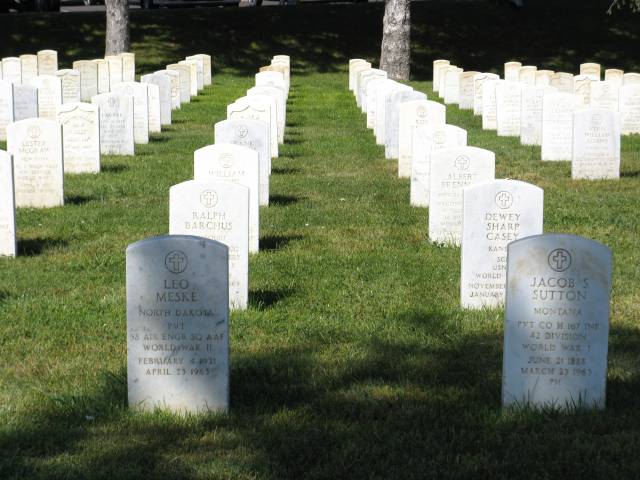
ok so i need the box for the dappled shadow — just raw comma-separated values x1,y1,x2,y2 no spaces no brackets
17,237,68,256
271,166,302,175
258,234,303,251
621,170,640,178
64,194,95,205
268,194,302,207
100,163,129,174
248,288,295,311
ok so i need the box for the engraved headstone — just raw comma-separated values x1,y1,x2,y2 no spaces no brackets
37,50,58,76
126,235,229,413
376,81,410,145
112,82,149,144
458,71,480,110
119,52,135,82
443,67,463,105
6,118,64,208
541,92,579,161
73,60,99,102
12,84,38,121
504,61,522,82
580,63,601,81
185,55,205,91
589,81,619,112
247,86,285,143
145,83,161,134
19,54,38,84
141,72,172,126
619,84,640,135
56,69,81,104
193,53,212,86
157,69,180,110
358,68,386,110
194,144,260,253
496,81,522,137
366,78,390,130
473,73,499,116
433,59,450,93
167,64,191,104
92,59,110,94
58,102,100,174
178,60,198,97
623,73,640,85
398,99,446,178
461,179,543,309
28,75,62,121
518,66,537,85
482,79,502,130
535,70,554,87
227,96,277,158
429,146,495,246
573,75,592,107
0,79,13,141
255,71,287,98
169,181,249,310
604,69,624,88
550,72,574,93
91,92,135,156
214,119,270,205
2,57,21,84
349,60,369,92
0,150,16,257
572,108,620,180
502,234,611,409
410,124,467,207
520,85,556,146
105,55,123,87
385,89,426,160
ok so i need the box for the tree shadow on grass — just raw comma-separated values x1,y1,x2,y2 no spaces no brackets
248,288,296,310
268,194,303,207
101,163,129,174
259,234,303,251
64,194,95,206
17,237,68,256
271,166,302,175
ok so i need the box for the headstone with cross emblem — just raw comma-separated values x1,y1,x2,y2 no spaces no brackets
126,234,229,413
58,102,101,174
0,150,16,257
91,93,135,156
473,73,500,116
227,96,278,159
410,124,467,207
572,108,620,180
0,79,14,141
482,79,503,131
502,233,612,409
496,81,523,137
6,118,64,208
520,85,556,146
27,75,62,121
214,119,270,206
169,180,249,310
461,179,543,309
619,84,640,135
398,99,446,178
573,75,593,108
385,89,426,160
429,146,495,246
112,82,150,144
541,92,580,161
194,143,260,253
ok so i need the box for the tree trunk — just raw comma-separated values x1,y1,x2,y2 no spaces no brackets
379,0,411,81
105,0,130,56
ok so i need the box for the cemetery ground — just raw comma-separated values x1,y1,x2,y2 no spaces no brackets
1,1,640,478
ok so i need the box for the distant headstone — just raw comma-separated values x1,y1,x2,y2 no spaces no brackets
572,108,620,180
2,57,21,84
580,62,601,81
37,50,58,76
227,96,277,159
167,64,191,104
112,82,150,144
376,82,410,145
56,69,81,104
73,60,99,102
194,143,260,253
482,79,502,130
214,119,270,205
398,99,446,178
185,55,205,91
0,79,14,141
496,81,522,137
178,60,198,97
28,75,62,121
105,55,123,87
385,89,426,160
91,92,135,156
6,118,64,208
247,86,285,143
443,67,463,105
119,52,136,82
461,179,543,309
0,150,16,257
126,235,229,413
19,54,38,84
145,83,161,134
350,61,371,96
473,73,499,116
429,146,495,246
550,72,574,93
194,53,212,85
623,72,640,85
12,83,38,121
520,85,556,146
349,60,369,92
358,68,386,110
541,92,579,161
92,59,110,94
535,70,554,87
58,102,100,174
458,71,479,110
366,78,390,130
256,71,287,98
502,234,611,410
410,124,467,207
157,69,181,110
589,81,619,112
604,69,624,88
141,73,172,126
573,75,592,107
504,61,522,82
169,180,249,310
518,65,537,85
432,59,450,93
619,84,640,135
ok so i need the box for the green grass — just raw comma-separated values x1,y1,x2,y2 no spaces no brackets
1,1,640,478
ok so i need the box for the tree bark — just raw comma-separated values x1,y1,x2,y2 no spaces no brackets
105,0,130,56
379,0,411,81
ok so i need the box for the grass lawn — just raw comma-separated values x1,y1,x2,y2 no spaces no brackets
1,1,640,478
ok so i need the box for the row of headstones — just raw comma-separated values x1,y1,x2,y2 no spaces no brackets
434,59,640,180
0,52,214,257
126,55,291,413
348,58,613,411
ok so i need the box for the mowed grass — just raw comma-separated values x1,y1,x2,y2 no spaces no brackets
1,1,640,478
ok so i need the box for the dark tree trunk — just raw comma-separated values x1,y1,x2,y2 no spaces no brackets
379,0,411,81
105,0,130,56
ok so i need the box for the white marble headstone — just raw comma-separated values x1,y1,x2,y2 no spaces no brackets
167,64,191,104
496,81,522,137
227,96,277,158
12,84,38,121
178,60,198,97
520,85,556,146
247,86,285,143
91,92,135,156
92,59,110,94
28,75,62,121
385,89,426,160
580,63,601,81
20,54,38,84
589,81,619,112
73,60,99,102
145,83,161,134
518,66,537,85
572,108,620,180
604,69,624,88
112,82,149,144
458,71,479,110
0,79,13,141
443,67,463,105
157,70,181,110
2,57,21,84
504,61,522,82
141,72,172,126
37,50,57,76
58,102,101,174
541,92,579,161
0,150,16,257
105,55,123,88
56,69,82,104
432,59,450,93
619,84,640,135
119,52,136,82
482,79,502,130
473,73,500,116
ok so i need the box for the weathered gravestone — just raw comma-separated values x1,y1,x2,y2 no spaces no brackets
56,69,81,104
429,146,495,246
28,75,62,121
2,57,21,84
473,73,499,116
502,234,611,409
619,84,640,135
398,100,446,178
119,52,136,82
0,150,16,257
141,72,172,126
590,81,619,112
73,60,98,102
194,143,260,253
19,54,38,84
573,75,592,108
504,61,522,82
410,124,467,207
126,235,229,413
520,85,556,146
58,102,100,174
167,64,191,104
432,59,450,93
482,79,502,130
247,86,285,143
580,62,601,81
169,181,249,310
13,84,38,121
461,179,543,309
91,92,135,156
385,89,426,160
604,69,624,88
458,71,480,110
92,59,110,94
496,81,522,137
0,79,13,141
541,92,579,161
112,82,149,144
37,50,57,76
214,119,270,205
228,96,277,158
105,55,123,87
358,68,386,111
6,118,64,208
518,66,537,85
550,72,574,93
572,108,620,180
